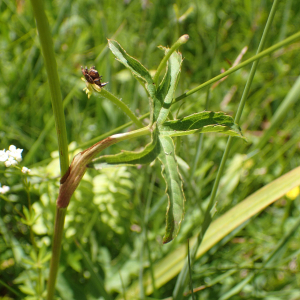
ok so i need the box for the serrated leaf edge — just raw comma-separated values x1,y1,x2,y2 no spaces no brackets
158,136,185,243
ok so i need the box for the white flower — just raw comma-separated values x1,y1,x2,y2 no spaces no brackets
8,145,17,151
0,185,10,194
4,156,18,167
1,145,23,167
7,145,23,162
22,166,31,174
0,150,8,162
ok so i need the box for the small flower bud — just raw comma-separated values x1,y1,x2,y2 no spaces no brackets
22,166,31,174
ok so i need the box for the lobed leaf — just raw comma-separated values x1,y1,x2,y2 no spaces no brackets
108,40,155,122
159,111,245,138
89,128,159,168
158,136,185,244
155,48,183,124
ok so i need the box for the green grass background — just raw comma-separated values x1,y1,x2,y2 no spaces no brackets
1,0,300,299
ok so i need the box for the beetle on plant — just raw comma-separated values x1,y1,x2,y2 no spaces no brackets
81,66,108,88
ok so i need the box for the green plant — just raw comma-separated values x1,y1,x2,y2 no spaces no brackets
25,0,244,297
2,0,300,299
47,33,245,298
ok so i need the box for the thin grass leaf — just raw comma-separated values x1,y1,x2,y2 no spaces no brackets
75,240,112,300
255,75,300,150
220,214,300,300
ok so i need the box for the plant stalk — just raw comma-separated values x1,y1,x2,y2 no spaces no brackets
29,0,69,299
46,208,66,300
100,88,144,128
174,30,300,103
29,0,69,174
173,0,280,298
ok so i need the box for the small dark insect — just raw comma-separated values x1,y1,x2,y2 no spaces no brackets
81,66,108,88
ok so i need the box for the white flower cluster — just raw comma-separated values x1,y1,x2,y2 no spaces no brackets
0,145,23,167
0,145,31,195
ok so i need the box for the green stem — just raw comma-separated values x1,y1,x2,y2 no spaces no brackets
46,208,67,300
100,88,144,128
153,34,189,84
80,112,150,149
174,30,300,103
29,1,70,299
173,0,280,298
29,0,69,175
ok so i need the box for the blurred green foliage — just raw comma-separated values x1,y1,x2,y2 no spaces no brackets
1,0,300,299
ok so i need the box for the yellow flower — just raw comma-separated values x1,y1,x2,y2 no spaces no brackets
81,77,102,99
286,186,300,200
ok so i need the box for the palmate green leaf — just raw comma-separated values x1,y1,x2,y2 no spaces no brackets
159,111,245,138
155,48,182,124
89,128,159,169
105,41,244,246
158,136,185,244
108,39,155,123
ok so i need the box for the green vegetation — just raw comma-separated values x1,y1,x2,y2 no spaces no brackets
1,1,300,300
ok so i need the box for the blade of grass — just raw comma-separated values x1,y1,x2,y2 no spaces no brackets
0,279,23,298
220,213,300,300
187,240,195,300
23,86,77,165
75,239,112,300
253,75,300,151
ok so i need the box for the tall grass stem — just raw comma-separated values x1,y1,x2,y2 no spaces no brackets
174,30,300,103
